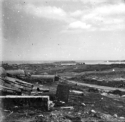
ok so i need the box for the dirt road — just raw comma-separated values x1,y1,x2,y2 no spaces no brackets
62,78,125,92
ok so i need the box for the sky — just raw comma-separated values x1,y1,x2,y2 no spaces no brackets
1,0,125,61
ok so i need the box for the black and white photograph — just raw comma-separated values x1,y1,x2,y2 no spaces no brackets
0,0,125,121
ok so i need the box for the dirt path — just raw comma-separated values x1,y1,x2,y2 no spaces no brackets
63,78,125,92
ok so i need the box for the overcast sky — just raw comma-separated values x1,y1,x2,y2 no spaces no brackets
1,0,125,61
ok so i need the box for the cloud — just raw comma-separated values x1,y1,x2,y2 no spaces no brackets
23,4,68,21
79,3,125,31
66,1,125,32
80,0,125,5
80,0,107,5
69,21,91,29
95,3,125,15
15,0,125,32
70,10,83,17
15,3,76,23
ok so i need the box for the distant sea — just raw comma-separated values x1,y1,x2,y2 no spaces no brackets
77,60,125,65
1,60,125,65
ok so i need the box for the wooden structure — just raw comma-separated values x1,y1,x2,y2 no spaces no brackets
0,76,33,95
6,69,25,77
0,95,51,111
0,85,21,95
56,84,71,103
31,75,59,83
4,76,33,91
